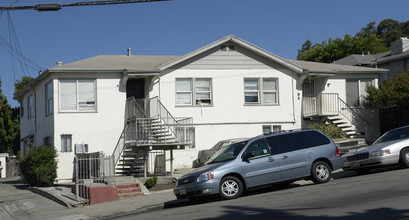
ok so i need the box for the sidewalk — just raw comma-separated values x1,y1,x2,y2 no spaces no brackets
0,169,347,220
0,169,193,220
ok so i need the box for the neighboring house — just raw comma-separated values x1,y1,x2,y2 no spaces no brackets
336,37,409,80
0,153,8,178
14,35,388,181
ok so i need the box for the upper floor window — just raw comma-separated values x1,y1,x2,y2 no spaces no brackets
244,78,278,105
28,94,34,119
19,100,24,118
176,78,212,106
60,79,96,112
45,81,53,115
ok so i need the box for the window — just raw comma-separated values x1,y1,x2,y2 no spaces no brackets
244,78,278,104
28,94,34,119
176,78,212,106
45,81,53,115
43,136,54,147
60,79,96,111
346,79,373,106
61,134,72,153
266,131,330,155
243,139,271,159
19,100,24,118
262,125,271,134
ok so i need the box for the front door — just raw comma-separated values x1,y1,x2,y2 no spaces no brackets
126,78,145,108
302,79,316,97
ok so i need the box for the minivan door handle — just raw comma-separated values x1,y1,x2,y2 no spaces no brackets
281,155,288,160
268,157,274,162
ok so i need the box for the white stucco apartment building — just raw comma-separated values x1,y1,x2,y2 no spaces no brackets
15,35,387,181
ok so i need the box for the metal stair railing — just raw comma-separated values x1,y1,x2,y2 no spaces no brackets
337,97,371,135
148,96,193,144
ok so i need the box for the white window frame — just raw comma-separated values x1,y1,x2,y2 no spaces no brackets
28,94,34,119
244,77,279,105
175,78,213,106
61,134,72,153
45,81,53,116
59,79,97,112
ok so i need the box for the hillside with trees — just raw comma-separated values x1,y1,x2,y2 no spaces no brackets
297,19,409,63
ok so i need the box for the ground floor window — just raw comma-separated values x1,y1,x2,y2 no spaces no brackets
61,134,72,153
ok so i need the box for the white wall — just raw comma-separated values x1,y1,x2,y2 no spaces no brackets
157,68,302,169
54,72,126,180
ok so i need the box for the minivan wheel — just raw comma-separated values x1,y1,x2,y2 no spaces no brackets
311,161,331,184
399,148,409,168
219,176,243,199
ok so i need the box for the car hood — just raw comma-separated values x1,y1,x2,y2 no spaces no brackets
352,139,407,153
180,163,223,178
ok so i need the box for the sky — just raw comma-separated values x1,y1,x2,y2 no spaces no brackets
0,0,408,107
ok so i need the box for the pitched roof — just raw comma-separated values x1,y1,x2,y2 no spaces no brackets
48,55,179,72
378,50,409,64
288,59,388,74
335,52,390,66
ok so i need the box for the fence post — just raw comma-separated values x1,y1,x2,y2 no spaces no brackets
75,157,79,201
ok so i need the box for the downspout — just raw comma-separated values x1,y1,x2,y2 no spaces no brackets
292,78,296,124
31,87,37,146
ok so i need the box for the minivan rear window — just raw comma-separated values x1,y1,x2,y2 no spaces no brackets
266,130,330,154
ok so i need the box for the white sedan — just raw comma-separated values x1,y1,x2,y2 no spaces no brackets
343,125,409,174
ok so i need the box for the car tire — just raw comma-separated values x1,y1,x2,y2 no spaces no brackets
219,176,243,199
355,168,371,175
311,161,332,184
399,148,409,168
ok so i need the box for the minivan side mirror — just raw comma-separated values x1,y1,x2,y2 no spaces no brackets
242,152,255,161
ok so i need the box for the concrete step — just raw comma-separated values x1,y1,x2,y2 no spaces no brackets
117,183,144,200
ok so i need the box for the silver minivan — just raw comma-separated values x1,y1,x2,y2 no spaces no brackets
174,129,344,200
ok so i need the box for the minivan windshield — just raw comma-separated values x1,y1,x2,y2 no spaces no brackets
205,141,248,165
373,126,409,144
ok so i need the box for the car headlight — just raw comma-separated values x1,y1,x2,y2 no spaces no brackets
197,171,214,183
371,149,391,157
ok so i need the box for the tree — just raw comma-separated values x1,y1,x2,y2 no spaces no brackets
0,77,19,154
297,34,387,63
377,19,402,47
297,39,313,59
357,21,377,38
365,70,409,107
14,76,34,97
297,18,408,63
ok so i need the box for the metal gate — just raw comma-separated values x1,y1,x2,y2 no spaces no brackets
74,152,115,203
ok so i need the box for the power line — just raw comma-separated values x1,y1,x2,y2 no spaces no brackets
0,0,170,11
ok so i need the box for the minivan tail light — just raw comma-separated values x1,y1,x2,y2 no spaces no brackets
335,146,341,158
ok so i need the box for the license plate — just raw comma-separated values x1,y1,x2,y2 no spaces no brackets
350,162,359,168
179,188,186,195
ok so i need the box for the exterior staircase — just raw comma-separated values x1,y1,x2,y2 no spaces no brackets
303,93,371,138
113,97,193,177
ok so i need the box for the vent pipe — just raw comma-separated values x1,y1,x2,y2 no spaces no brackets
127,48,131,56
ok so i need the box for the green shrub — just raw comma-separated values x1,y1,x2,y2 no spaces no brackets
308,122,346,139
19,145,58,187
144,176,158,188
